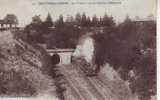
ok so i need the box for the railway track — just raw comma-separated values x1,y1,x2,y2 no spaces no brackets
60,65,99,100
57,64,133,100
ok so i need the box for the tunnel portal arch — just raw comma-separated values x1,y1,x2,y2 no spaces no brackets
51,53,60,65
47,49,75,65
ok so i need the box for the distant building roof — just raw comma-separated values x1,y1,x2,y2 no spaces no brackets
133,15,155,22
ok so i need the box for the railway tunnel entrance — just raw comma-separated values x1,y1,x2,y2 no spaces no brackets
51,54,60,65
47,49,75,65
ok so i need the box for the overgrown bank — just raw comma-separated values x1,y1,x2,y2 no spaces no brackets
0,30,58,98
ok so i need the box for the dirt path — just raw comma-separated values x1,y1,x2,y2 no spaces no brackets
57,64,134,100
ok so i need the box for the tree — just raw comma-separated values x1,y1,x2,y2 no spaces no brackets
98,17,103,27
4,14,18,28
24,15,45,43
117,15,137,41
138,20,156,49
92,15,99,27
55,14,64,28
44,13,53,27
86,16,91,27
31,15,42,24
31,15,43,33
81,13,87,27
75,13,82,26
102,13,115,27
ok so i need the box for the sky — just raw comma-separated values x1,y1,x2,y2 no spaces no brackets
0,0,156,26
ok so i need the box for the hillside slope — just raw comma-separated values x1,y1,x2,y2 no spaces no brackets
0,30,57,99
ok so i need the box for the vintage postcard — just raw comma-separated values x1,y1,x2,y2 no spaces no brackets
0,0,156,100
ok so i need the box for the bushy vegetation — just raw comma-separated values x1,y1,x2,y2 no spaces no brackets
93,16,156,100
0,31,57,97
24,13,81,48
23,12,156,100
23,12,119,49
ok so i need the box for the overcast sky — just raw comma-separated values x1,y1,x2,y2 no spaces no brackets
0,0,156,26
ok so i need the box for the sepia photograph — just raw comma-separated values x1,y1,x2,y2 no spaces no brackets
0,0,156,100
